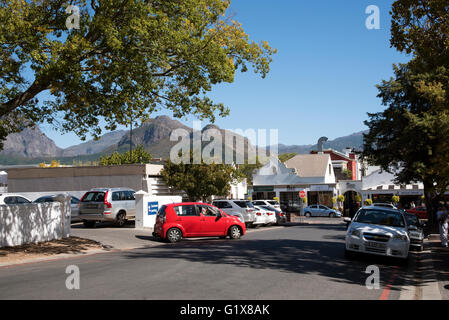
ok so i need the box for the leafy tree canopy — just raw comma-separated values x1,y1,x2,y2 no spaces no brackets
99,145,151,165
161,153,243,202
363,0,449,226
278,153,297,163
0,0,276,148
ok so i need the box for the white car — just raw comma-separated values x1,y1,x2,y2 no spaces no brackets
252,200,281,210
0,194,32,205
345,206,410,260
254,206,277,225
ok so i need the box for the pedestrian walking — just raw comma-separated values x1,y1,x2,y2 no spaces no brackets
436,205,448,247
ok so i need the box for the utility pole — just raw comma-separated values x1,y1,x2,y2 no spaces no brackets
129,116,133,162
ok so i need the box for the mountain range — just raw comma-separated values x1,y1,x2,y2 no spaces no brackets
0,116,366,164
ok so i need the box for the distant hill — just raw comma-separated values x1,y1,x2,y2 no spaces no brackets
0,127,62,158
104,115,259,161
275,131,366,155
61,130,126,157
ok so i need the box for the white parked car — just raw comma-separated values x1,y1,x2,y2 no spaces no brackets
254,205,277,225
345,206,410,260
252,200,281,210
0,194,32,205
212,199,256,226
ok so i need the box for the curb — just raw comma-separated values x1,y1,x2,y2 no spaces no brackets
399,237,443,300
0,248,112,268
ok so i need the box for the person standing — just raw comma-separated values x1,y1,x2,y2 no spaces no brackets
410,201,416,209
436,205,448,247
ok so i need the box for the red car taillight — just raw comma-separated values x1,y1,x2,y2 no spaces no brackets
256,212,262,216
279,213,284,216
79,192,87,208
104,191,112,209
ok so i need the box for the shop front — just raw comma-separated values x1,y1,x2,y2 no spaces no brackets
251,186,276,200
308,184,336,208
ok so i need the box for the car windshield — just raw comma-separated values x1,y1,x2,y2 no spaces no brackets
82,192,105,202
405,214,420,227
354,209,405,228
261,205,280,213
234,201,254,208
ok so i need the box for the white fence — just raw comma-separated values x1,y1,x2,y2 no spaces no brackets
0,195,71,247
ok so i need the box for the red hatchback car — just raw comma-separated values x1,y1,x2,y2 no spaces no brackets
152,202,246,243
406,206,428,219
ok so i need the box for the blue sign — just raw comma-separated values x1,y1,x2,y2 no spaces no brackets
148,201,159,216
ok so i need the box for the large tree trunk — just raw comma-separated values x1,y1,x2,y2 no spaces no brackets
423,180,440,234
0,80,50,117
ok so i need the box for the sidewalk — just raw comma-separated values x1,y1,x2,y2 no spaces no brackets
423,235,449,300
400,235,447,300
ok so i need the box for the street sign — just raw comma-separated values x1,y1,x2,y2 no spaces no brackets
148,201,159,216
299,191,306,198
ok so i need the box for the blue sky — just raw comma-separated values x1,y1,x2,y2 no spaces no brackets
41,0,410,148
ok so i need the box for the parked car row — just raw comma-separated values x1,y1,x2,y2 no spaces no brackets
212,199,286,227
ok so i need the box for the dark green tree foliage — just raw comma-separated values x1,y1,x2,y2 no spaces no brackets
99,145,151,165
278,153,297,163
363,0,449,227
161,153,243,202
0,0,276,148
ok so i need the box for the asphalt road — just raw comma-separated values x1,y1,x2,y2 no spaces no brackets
0,220,418,299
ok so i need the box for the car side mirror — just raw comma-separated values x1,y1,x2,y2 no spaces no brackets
344,217,352,223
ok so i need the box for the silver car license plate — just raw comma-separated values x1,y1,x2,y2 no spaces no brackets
366,241,386,249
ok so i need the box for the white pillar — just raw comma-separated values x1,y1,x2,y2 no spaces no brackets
54,193,71,239
135,190,147,229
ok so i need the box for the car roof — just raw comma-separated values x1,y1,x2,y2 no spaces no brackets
362,205,402,213
166,202,211,207
0,193,30,198
89,188,135,192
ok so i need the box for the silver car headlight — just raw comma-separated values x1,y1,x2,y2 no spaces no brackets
393,234,408,241
349,229,361,237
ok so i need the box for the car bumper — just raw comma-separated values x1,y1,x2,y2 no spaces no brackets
253,216,267,225
78,213,115,221
346,236,409,258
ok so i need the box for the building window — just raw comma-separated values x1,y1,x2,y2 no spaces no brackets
329,164,331,175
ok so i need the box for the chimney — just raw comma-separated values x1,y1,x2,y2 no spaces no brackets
317,137,328,154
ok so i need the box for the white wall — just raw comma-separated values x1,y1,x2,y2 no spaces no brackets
0,196,71,247
135,192,182,229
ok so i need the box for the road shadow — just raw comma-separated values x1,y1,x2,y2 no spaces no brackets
424,241,449,298
122,237,424,291
71,220,136,229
